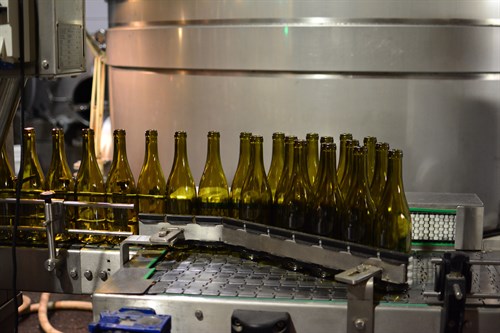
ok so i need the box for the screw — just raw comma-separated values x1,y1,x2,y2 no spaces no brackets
69,269,78,279
195,310,203,321
158,230,167,237
41,60,49,70
98,270,108,281
354,318,366,330
84,270,93,281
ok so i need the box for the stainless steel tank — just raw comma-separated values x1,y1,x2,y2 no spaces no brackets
106,0,500,229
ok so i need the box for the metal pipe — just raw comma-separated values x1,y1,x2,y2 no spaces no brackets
0,77,22,149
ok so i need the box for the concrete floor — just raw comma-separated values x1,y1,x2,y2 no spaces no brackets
18,292,93,333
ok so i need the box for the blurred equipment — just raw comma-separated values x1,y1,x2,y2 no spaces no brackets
0,0,85,148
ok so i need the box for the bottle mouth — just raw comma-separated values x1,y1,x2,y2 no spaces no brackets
146,129,158,136
114,129,126,135
174,131,187,137
207,131,220,138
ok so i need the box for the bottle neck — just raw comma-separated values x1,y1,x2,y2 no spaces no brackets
82,132,97,165
387,152,404,190
206,137,222,166
353,149,369,188
112,134,128,165
51,131,67,165
145,135,160,163
174,136,189,164
23,132,37,162
238,137,251,164
251,139,265,171
292,142,307,180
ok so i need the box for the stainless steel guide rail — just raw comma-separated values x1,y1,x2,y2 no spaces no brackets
0,194,134,273
135,214,409,285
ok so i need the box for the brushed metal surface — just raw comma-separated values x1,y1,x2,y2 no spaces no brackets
108,69,500,229
107,25,500,73
106,0,500,231
108,0,500,24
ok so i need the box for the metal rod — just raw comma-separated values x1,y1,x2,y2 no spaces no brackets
423,291,500,299
0,198,135,210
67,229,133,237
430,258,500,266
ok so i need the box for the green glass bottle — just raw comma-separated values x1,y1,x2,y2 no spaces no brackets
370,142,390,208
343,146,376,246
229,132,252,218
239,135,272,225
75,128,107,244
311,142,345,239
363,136,377,186
45,128,75,242
306,133,319,187
166,131,197,215
198,131,229,216
0,145,15,242
340,139,359,199
19,127,46,244
336,133,353,182
137,130,166,215
273,135,296,225
267,132,285,202
374,149,411,252
279,140,314,231
106,129,137,240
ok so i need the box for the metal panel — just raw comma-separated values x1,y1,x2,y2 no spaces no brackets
36,0,85,77
108,69,500,229
106,0,500,231
0,246,82,294
108,0,500,24
107,25,500,73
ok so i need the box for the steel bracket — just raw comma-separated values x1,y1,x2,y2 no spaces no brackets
336,264,382,333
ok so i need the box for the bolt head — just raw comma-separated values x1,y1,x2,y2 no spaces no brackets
98,270,108,281
41,60,49,70
84,270,93,281
69,269,78,279
354,318,366,330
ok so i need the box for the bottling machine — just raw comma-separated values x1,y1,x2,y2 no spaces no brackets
2,1,500,333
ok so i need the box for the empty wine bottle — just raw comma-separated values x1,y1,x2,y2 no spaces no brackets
279,140,314,231
374,149,411,252
19,128,46,244
198,131,229,216
0,145,15,242
370,142,390,208
137,130,166,215
273,135,297,225
267,132,285,202
306,133,319,187
239,135,272,225
311,142,345,238
343,146,376,246
75,128,107,244
45,128,75,242
337,133,353,183
364,136,377,186
166,131,197,215
229,132,252,218
106,129,137,241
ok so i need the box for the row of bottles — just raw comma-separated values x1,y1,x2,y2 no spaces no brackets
0,128,410,253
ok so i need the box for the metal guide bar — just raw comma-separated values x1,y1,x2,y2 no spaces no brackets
136,214,409,284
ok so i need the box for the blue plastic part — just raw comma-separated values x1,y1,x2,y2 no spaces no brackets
88,307,171,333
